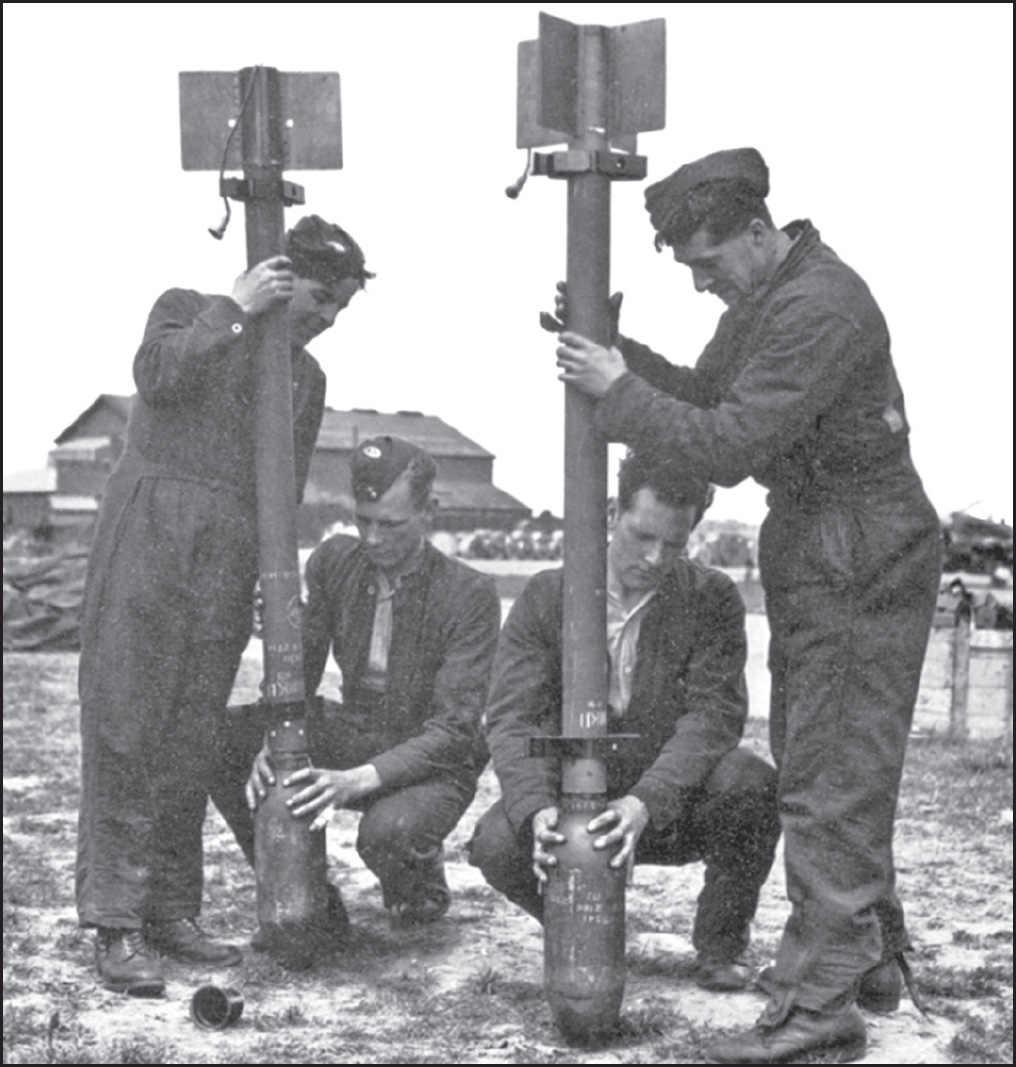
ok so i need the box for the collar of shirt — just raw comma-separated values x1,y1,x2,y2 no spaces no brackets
606,560,657,717
362,540,427,693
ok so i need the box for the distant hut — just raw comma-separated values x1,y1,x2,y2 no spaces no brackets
5,396,530,546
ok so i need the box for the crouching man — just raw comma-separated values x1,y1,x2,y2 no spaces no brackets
468,450,780,990
231,436,500,927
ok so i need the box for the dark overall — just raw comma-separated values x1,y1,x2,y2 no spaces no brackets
76,288,324,929
599,221,942,1014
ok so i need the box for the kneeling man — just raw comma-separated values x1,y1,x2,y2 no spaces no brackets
469,450,780,990
238,436,500,925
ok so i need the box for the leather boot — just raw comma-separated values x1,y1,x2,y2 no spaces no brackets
857,957,902,1012
95,928,165,995
388,848,452,926
706,1005,867,1064
695,955,753,991
390,885,451,926
146,918,242,966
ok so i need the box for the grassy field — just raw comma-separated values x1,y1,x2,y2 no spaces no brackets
3,650,1012,1064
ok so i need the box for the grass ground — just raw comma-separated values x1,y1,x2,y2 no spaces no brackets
3,650,1012,1064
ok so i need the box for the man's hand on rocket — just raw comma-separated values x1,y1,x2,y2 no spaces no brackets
541,281,623,342
588,794,649,880
245,743,276,809
531,795,649,887
251,584,304,641
231,254,295,317
531,806,566,887
284,764,382,831
556,332,628,398
245,748,382,832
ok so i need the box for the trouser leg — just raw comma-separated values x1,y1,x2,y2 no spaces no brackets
77,719,155,930
638,748,780,961
146,636,247,920
76,521,190,929
356,775,477,909
76,477,256,930
467,801,544,921
761,502,940,1017
209,704,272,869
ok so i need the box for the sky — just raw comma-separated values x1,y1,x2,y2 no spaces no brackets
3,3,1012,525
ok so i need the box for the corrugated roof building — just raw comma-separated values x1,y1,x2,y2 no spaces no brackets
308,408,529,532
7,396,529,542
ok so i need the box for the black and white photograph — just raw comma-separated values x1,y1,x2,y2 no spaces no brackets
3,4,1012,1063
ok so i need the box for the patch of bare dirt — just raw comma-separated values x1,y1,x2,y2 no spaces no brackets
4,650,1012,1064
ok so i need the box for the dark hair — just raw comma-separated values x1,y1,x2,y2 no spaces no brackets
617,449,712,525
653,179,774,250
405,451,438,511
285,217,375,289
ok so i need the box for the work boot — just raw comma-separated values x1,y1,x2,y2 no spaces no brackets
696,955,753,992
756,958,902,1013
856,957,902,1012
706,1005,867,1064
95,928,165,996
146,918,242,966
387,846,452,926
390,886,451,926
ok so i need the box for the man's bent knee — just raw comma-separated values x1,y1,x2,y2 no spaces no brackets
467,802,543,921
706,747,778,798
467,803,518,879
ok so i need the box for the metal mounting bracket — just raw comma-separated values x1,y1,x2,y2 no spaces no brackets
531,149,647,181
220,176,306,205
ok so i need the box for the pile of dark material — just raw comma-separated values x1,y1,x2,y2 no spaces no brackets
942,513,1013,574
3,540,89,651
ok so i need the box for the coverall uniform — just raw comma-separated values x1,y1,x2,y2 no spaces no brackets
470,559,781,963
220,534,501,913
596,221,942,1016
76,288,325,930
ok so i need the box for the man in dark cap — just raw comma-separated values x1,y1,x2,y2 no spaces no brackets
469,450,780,993
241,436,500,928
76,216,372,994
553,149,941,1063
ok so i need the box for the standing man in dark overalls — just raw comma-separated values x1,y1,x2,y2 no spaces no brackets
554,148,941,1064
77,216,372,995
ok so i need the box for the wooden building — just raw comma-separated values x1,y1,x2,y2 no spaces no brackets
307,408,529,533
5,396,529,543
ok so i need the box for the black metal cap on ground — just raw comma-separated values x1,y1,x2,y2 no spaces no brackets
190,985,244,1030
